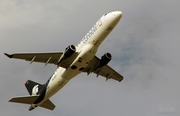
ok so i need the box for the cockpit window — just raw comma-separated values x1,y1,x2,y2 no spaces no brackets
104,13,108,16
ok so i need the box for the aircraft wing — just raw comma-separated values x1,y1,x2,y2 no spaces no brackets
83,56,124,82
4,52,76,68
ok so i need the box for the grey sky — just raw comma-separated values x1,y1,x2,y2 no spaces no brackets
1,0,180,116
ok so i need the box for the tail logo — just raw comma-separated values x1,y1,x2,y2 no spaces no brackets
32,85,39,95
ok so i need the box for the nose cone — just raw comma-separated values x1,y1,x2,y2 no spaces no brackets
109,11,122,25
101,11,122,27
112,11,122,19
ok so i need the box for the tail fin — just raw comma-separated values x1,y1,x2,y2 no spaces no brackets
24,80,44,95
9,80,55,111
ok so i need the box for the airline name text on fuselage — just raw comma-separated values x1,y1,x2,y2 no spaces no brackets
81,19,102,44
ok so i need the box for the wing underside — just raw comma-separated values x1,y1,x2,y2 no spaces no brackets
4,52,123,82
83,56,123,82
4,52,62,64
4,52,77,69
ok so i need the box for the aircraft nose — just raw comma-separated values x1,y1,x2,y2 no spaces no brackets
113,11,122,19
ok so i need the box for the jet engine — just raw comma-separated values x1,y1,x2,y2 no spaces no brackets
98,53,112,68
64,45,76,58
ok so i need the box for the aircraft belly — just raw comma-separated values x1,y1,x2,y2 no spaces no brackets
45,76,69,99
63,45,97,80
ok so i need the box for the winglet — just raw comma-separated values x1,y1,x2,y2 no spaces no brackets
4,53,13,58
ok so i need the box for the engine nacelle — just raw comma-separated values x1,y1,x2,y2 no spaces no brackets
64,45,76,58
98,53,112,67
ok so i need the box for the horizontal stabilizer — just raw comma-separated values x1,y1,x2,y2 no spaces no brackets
40,99,56,110
4,53,13,58
9,95,39,104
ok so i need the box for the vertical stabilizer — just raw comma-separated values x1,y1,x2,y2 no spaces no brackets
24,80,44,95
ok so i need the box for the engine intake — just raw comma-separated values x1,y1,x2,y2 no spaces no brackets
98,53,112,68
64,45,76,58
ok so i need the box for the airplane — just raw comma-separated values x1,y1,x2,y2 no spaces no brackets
4,11,123,111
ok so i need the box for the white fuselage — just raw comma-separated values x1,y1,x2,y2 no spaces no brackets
34,11,122,108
